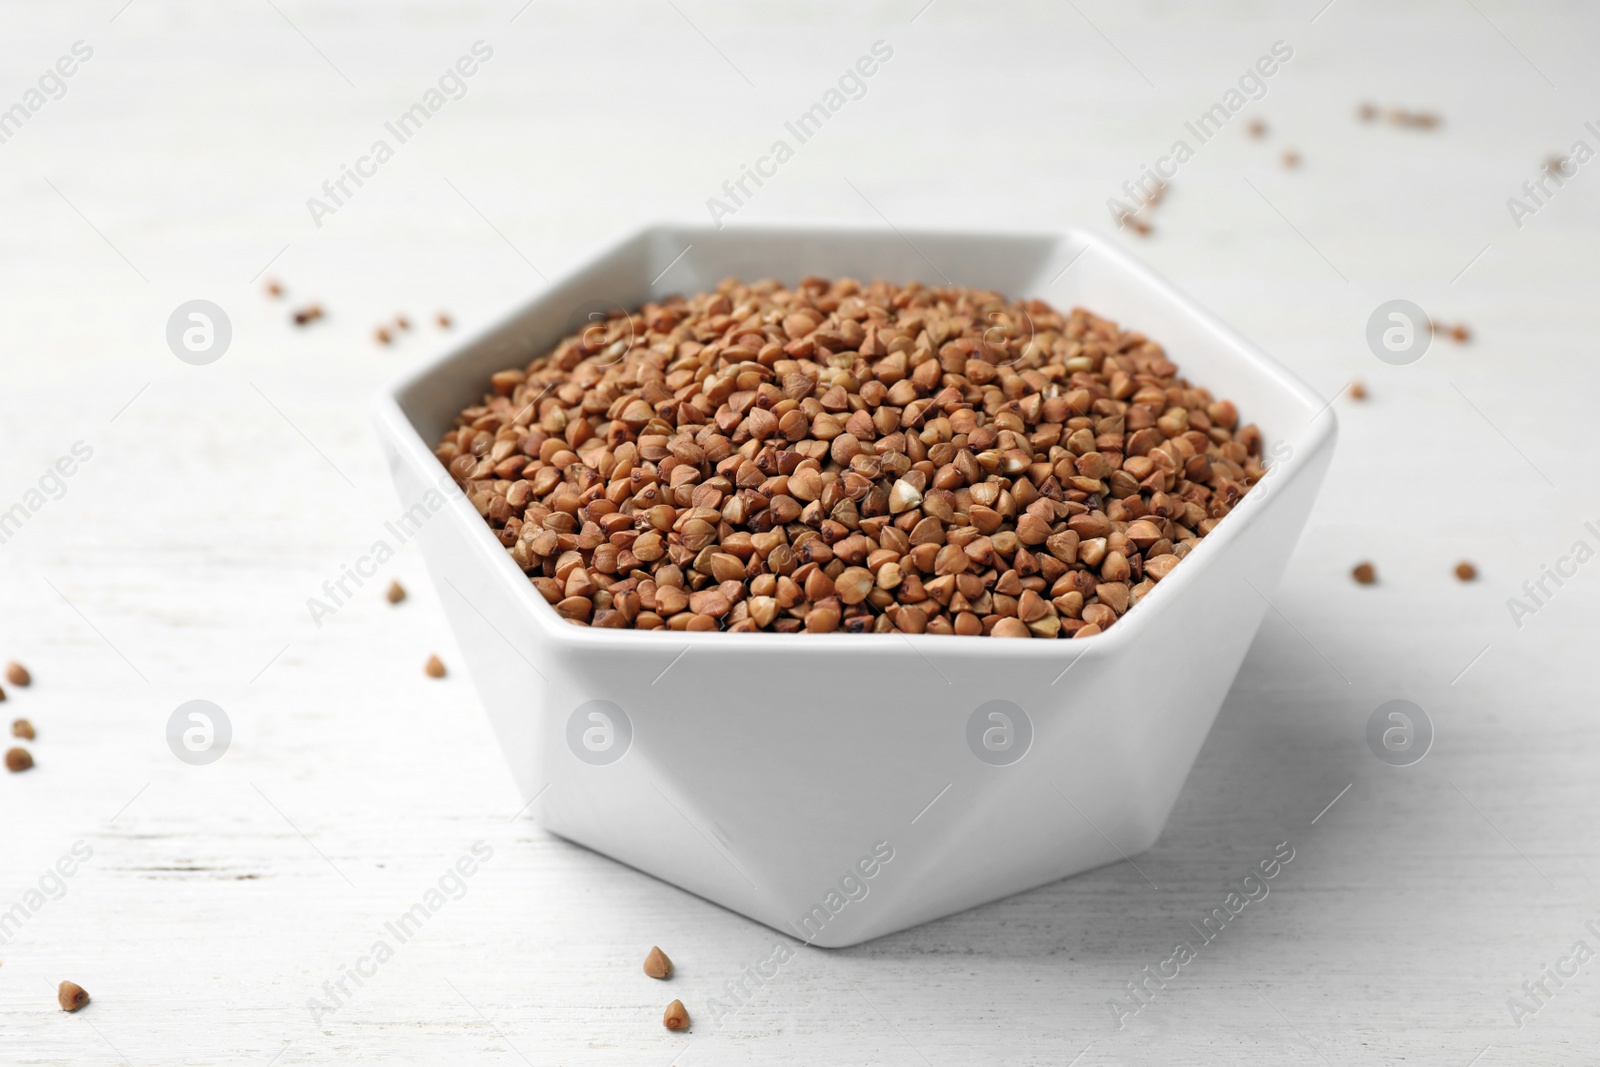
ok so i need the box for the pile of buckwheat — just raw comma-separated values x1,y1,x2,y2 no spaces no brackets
435,277,1265,638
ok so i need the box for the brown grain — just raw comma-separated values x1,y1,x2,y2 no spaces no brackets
424,654,447,678
1455,561,1477,582
437,278,1267,638
1352,562,1376,585
644,946,673,979
663,999,690,1031
387,579,407,604
12,719,34,740
58,981,89,1012
5,661,29,687
1359,103,1440,129
6,747,32,772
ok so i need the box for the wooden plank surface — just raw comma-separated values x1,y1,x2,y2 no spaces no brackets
1,1,1596,1063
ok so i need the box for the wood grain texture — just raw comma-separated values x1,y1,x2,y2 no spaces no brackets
2,1,1597,1063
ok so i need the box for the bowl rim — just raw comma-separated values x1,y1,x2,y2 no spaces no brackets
372,219,1337,661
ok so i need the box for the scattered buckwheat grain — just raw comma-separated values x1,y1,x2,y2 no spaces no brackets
265,279,284,298
424,655,446,678
376,327,392,345
437,311,453,329
644,946,673,979
1282,149,1301,168
12,719,34,740
5,661,30,687
387,580,407,604
6,747,33,772
1352,562,1376,585
1358,103,1440,128
663,999,690,1031
1348,381,1367,400
57,981,89,1012
292,304,324,326
437,278,1268,638
1388,107,1441,129
1455,561,1477,582
1247,119,1267,138
397,314,412,331
1118,181,1167,236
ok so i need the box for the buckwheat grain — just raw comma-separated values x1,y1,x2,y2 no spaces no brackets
438,278,1267,638
644,946,673,979
57,981,89,1012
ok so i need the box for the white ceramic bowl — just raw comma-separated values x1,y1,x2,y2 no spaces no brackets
373,222,1336,947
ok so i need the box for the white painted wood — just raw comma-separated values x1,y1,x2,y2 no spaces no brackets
1,1,1595,1063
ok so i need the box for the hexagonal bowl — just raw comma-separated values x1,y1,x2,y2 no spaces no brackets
372,221,1336,947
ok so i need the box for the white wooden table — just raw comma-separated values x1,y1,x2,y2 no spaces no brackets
2,1,1596,1062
